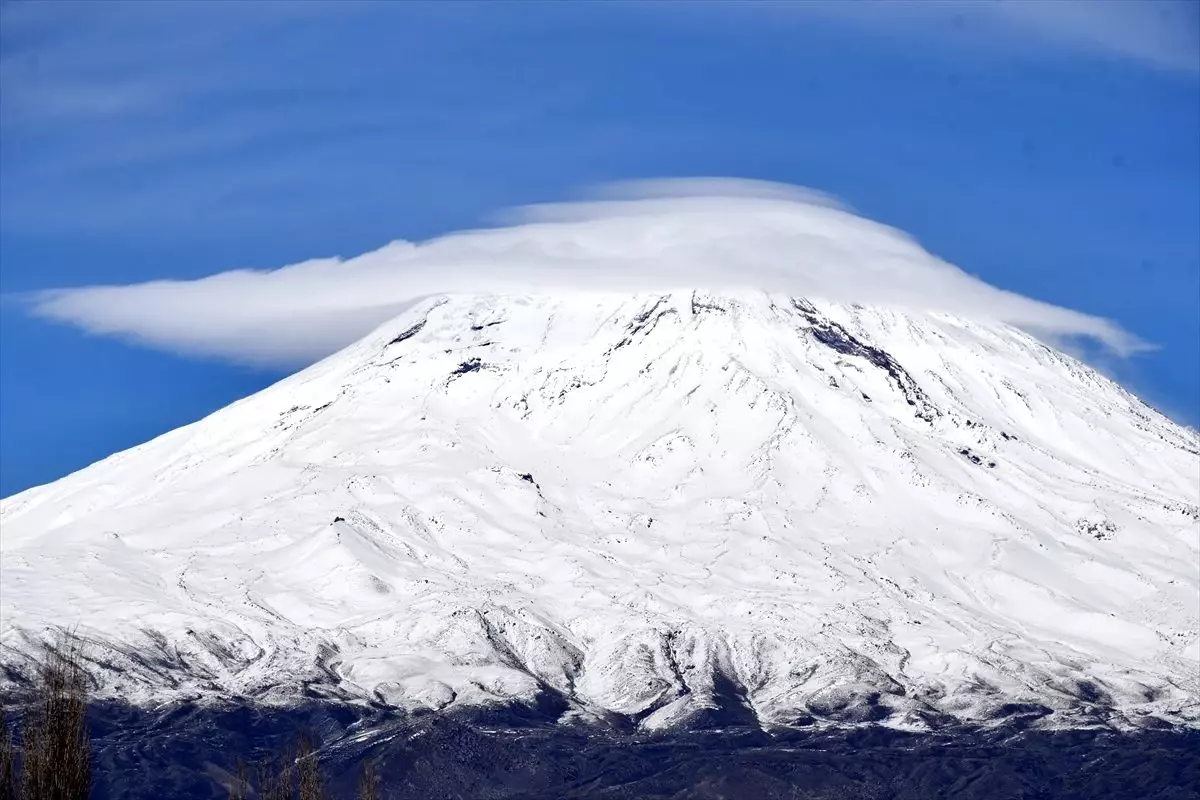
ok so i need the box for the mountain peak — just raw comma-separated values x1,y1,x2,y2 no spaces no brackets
2,290,1197,731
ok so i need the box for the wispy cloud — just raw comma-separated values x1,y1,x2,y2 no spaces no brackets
26,179,1145,365
795,0,1200,74
1,0,1193,241
980,0,1200,73
0,2,561,237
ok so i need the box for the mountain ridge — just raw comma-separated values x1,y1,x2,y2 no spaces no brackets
2,290,1197,733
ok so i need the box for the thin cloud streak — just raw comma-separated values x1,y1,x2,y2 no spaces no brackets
776,0,1200,74
983,0,1200,73
26,179,1147,366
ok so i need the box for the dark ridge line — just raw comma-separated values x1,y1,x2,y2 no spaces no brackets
790,299,939,422
388,319,426,345
610,296,675,352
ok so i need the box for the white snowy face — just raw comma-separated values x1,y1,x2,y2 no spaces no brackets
2,291,1196,728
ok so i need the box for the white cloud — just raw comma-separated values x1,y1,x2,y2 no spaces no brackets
27,178,1146,365
792,0,1199,74
981,0,1200,73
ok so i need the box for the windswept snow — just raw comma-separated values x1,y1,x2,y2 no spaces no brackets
2,291,1197,731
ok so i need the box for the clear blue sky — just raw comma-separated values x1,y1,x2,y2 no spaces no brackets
1,1,1197,496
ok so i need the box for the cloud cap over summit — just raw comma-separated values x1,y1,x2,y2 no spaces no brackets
28,179,1145,365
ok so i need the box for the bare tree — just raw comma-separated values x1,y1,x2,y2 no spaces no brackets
227,757,250,800
296,732,325,800
0,705,15,800
356,758,380,800
257,749,294,800
21,638,91,800
238,730,336,800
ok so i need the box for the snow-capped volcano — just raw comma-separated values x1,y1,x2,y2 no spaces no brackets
2,291,1197,731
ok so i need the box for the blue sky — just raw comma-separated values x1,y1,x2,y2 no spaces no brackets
1,1,1197,496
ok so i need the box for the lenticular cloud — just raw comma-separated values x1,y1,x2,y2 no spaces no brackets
28,178,1144,365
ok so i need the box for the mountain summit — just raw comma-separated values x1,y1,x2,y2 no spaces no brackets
2,291,1197,731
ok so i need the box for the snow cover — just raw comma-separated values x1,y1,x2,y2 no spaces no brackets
2,291,1198,731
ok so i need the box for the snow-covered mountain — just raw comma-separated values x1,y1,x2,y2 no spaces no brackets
2,291,1197,731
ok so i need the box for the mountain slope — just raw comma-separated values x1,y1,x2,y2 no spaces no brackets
2,291,1197,731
